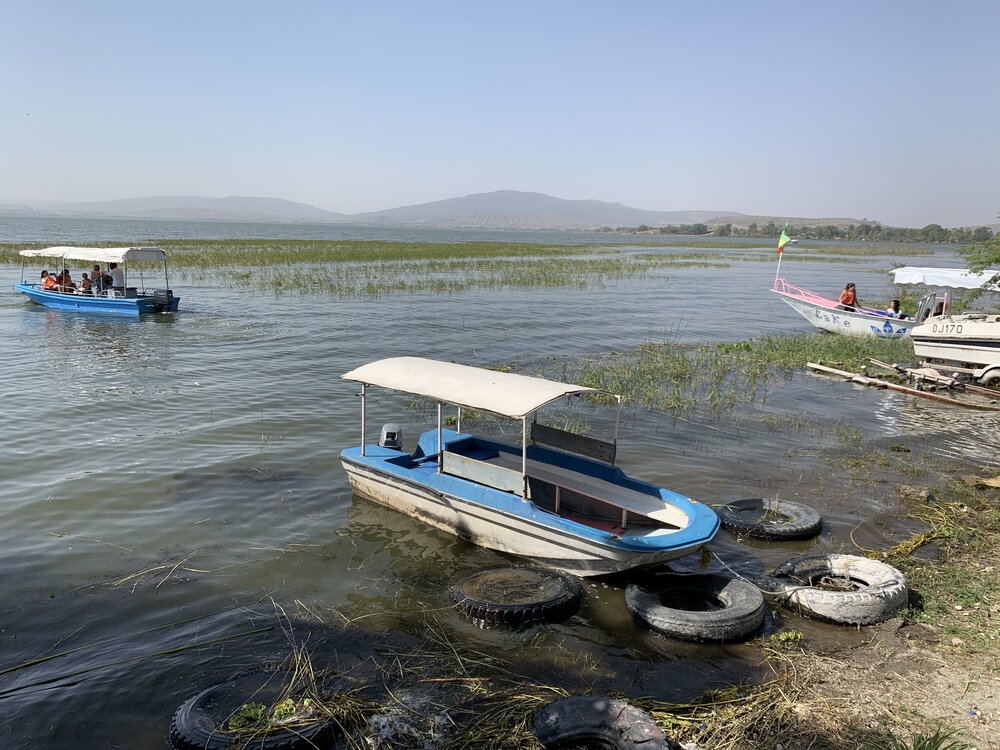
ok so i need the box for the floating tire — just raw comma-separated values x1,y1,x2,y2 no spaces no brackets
716,497,823,540
169,671,336,750
450,567,582,628
625,573,765,642
531,695,671,750
769,553,908,625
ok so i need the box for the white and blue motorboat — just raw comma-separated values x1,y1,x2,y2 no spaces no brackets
340,357,719,577
14,246,180,315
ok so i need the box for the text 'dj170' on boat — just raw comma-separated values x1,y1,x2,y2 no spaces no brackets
14,246,179,315
339,357,719,577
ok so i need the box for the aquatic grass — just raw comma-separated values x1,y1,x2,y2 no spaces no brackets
567,332,915,414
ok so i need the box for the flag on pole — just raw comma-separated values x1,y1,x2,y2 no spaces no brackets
777,228,791,254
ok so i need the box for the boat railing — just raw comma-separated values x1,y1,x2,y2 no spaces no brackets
773,277,882,315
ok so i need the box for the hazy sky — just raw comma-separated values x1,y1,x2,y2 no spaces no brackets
3,1,998,227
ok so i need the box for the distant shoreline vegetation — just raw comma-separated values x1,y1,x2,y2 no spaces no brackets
598,221,994,244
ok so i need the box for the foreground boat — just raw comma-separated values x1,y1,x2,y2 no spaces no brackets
894,267,1000,385
14,246,179,315
340,357,719,577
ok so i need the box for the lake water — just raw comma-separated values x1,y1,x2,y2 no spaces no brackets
1,218,998,748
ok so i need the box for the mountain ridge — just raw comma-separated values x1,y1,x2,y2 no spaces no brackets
2,190,877,229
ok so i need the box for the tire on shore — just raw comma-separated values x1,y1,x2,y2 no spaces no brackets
169,671,337,750
450,567,582,628
531,695,672,750
716,497,823,541
768,553,908,625
625,572,765,642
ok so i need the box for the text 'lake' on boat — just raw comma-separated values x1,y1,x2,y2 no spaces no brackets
14,246,179,315
340,357,719,577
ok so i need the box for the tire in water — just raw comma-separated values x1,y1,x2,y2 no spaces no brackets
769,553,908,625
625,572,765,642
531,695,672,750
716,497,823,540
450,567,582,628
169,671,337,750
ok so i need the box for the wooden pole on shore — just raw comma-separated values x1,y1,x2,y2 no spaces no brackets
806,362,1000,411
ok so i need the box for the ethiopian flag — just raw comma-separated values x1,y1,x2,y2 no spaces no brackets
777,228,791,254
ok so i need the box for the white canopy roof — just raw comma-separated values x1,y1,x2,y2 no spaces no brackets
892,266,999,289
342,356,608,419
19,246,167,263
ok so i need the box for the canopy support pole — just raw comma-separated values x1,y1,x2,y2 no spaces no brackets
612,394,622,465
360,384,367,457
521,417,528,500
437,402,444,473
456,406,462,434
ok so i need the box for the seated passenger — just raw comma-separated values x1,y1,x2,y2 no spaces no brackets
838,282,859,311
108,262,125,291
92,264,112,291
885,299,908,319
41,270,58,290
80,273,93,294
58,268,77,293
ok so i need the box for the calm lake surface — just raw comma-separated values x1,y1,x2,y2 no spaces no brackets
2,218,998,748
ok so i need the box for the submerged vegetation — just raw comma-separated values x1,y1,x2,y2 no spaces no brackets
563,332,916,412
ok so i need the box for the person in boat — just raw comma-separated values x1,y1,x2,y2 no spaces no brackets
92,264,112,291
108,262,125,292
58,268,77,293
838,282,859,311
885,299,908,319
41,270,58,291
80,273,92,294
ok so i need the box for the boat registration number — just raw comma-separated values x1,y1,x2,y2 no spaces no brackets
931,323,963,334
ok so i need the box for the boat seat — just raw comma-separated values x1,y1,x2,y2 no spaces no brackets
486,452,687,527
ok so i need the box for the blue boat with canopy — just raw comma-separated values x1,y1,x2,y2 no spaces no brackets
14,245,179,315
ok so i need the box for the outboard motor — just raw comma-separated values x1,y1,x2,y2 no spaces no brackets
379,423,403,450
153,289,174,312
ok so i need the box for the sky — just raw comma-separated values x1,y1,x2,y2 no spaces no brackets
2,1,998,228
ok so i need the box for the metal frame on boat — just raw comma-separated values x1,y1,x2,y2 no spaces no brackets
340,357,719,577
13,246,180,315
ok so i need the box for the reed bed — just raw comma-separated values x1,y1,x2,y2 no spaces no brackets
568,333,915,412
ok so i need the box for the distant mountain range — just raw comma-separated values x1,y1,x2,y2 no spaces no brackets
0,190,871,229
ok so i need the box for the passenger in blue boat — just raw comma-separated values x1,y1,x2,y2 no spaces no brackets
80,273,92,294
91,264,111,292
57,268,77,293
41,270,58,290
108,262,125,292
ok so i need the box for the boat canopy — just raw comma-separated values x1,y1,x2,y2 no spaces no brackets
19,246,167,263
893,266,999,289
342,356,609,419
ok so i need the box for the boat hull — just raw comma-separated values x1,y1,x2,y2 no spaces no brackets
340,441,718,577
910,314,1000,375
14,283,180,315
774,290,911,338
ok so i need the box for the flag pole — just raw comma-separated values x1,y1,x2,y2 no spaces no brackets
773,223,788,289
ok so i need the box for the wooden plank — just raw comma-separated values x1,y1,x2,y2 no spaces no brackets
442,450,523,494
807,362,1000,411
531,422,616,464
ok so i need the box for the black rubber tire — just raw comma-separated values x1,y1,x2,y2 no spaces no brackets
716,497,823,540
625,573,765,642
769,553,908,625
531,695,672,750
169,671,337,750
450,567,582,628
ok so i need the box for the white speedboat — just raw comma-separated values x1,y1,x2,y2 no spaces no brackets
339,357,719,577
895,267,1000,385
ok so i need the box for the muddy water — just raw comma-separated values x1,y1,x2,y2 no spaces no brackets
1,230,998,748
